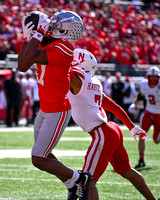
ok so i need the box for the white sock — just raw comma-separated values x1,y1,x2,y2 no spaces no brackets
64,179,75,189
71,171,80,182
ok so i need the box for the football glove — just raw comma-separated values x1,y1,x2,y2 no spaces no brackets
130,126,148,142
37,12,50,35
22,17,35,42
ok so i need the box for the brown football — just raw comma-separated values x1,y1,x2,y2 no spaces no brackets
24,11,39,30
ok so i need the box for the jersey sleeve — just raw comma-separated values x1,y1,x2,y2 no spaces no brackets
72,67,85,80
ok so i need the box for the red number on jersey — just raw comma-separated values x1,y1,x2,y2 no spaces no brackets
36,65,46,86
95,94,106,118
148,94,156,105
95,94,101,106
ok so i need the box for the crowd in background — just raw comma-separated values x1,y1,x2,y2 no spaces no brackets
0,0,160,68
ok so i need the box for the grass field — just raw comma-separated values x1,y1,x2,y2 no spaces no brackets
0,126,160,200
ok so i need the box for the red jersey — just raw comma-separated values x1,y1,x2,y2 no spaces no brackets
36,39,73,113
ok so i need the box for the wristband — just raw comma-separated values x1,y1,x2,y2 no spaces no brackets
32,31,43,42
129,124,135,131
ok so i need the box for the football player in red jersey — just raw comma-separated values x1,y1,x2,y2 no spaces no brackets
66,49,157,200
134,66,160,168
18,11,92,200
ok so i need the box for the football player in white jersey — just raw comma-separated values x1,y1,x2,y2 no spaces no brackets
66,49,157,200
135,66,160,168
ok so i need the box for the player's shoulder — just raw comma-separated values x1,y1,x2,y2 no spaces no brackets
59,39,74,49
72,66,85,80
155,82,160,92
157,82,160,88
54,39,74,56
92,75,102,84
43,39,74,57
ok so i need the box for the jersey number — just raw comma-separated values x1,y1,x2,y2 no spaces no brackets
148,94,156,105
95,94,106,118
36,65,46,86
95,94,101,106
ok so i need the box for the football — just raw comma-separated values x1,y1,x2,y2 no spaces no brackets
24,11,40,30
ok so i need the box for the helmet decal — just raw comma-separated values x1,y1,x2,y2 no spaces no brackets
72,49,97,75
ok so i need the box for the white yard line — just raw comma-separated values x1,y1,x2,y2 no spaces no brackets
0,149,86,159
0,126,84,132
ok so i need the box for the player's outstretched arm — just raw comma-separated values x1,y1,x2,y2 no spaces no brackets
102,94,148,141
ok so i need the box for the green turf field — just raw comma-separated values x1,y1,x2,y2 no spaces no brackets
0,127,159,200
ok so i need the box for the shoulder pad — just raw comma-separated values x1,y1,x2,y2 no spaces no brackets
72,67,85,79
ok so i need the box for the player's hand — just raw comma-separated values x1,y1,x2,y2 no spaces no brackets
22,17,35,42
37,12,50,35
130,126,148,142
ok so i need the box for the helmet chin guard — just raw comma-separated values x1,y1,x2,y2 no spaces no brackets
48,11,84,42
72,49,97,75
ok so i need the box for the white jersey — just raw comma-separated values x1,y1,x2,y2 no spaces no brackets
68,68,107,132
25,78,35,98
140,79,160,114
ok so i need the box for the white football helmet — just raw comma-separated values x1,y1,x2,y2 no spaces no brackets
146,66,160,86
146,66,160,76
48,10,84,42
72,49,97,75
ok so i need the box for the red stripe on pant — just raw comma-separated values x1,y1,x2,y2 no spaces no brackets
44,111,66,158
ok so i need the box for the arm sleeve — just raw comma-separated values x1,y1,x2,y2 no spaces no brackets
102,94,134,130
